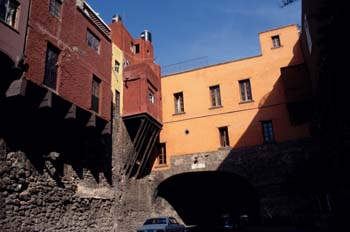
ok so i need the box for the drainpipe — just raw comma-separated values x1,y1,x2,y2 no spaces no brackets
19,0,32,74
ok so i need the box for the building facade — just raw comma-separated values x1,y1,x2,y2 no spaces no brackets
111,43,124,116
16,0,112,124
0,0,30,94
0,1,119,231
110,16,162,178
300,0,348,230
158,25,310,168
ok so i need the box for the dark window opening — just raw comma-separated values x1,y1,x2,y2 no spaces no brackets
0,0,19,28
86,29,100,52
174,92,184,114
262,120,275,143
44,43,60,90
210,85,221,107
271,35,281,48
219,126,230,147
239,79,252,102
135,44,140,54
114,60,120,73
157,143,167,166
91,76,100,113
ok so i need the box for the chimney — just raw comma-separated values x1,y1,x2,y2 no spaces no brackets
141,30,152,43
112,14,122,23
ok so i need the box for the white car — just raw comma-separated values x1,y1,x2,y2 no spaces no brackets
137,216,186,232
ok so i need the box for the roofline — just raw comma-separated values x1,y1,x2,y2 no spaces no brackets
162,54,262,78
162,24,298,78
258,24,297,34
83,2,111,32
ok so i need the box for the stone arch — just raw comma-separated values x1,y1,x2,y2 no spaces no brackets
154,171,260,227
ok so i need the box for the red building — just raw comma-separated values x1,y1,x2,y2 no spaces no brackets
110,16,162,178
6,0,112,133
0,0,30,95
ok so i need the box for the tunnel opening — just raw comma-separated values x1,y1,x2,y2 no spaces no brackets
156,171,260,228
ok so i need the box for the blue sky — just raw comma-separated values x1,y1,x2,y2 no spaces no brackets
86,0,300,73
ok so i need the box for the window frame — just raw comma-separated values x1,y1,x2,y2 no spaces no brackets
209,85,222,108
271,35,281,48
86,29,100,53
114,60,120,73
219,126,230,148
44,43,60,90
0,0,20,28
148,89,155,104
49,0,62,18
261,120,275,143
156,143,167,167
239,79,253,102
174,92,185,114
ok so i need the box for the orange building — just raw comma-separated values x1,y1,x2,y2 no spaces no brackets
158,25,310,168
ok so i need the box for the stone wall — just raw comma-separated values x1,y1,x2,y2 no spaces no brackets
0,102,127,232
0,137,116,232
148,139,316,226
0,112,319,232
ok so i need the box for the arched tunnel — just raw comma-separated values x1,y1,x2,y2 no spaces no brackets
156,171,260,228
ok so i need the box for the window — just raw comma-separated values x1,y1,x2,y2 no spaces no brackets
219,127,230,147
304,14,312,54
91,76,100,113
210,85,221,107
239,79,252,102
44,44,60,90
115,90,120,115
262,120,275,143
148,89,155,104
49,0,62,18
86,29,100,52
130,41,134,53
0,0,19,28
174,92,184,114
135,44,140,54
114,60,120,73
157,143,167,166
271,35,281,48
123,59,130,68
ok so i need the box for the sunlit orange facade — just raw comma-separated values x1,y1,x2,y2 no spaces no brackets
159,25,310,167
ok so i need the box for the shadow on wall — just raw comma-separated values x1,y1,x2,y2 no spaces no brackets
0,86,113,187
150,39,325,230
233,39,311,148
216,40,330,227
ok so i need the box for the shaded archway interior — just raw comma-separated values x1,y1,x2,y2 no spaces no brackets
157,171,260,226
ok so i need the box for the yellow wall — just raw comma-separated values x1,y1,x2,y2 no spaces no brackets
111,43,124,113
159,25,310,165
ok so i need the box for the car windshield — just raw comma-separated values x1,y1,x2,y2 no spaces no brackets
144,218,167,225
